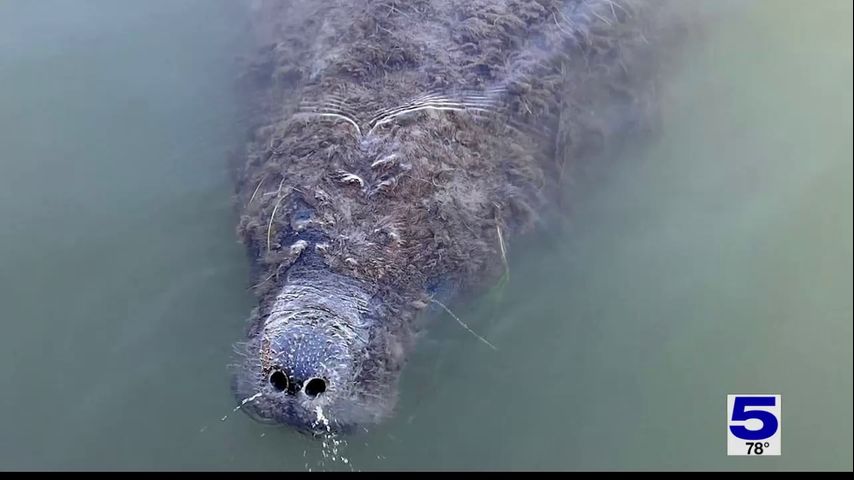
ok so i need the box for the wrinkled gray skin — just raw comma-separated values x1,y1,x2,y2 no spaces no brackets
233,256,384,432
232,218,412,434
230,0,688,435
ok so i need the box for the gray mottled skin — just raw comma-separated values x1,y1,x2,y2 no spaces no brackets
231,0,690,434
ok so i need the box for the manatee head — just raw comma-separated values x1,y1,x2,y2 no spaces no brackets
231,263,409,435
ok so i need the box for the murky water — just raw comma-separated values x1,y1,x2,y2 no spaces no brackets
0,0,850,471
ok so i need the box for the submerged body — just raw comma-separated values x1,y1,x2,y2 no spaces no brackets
232,0,685,433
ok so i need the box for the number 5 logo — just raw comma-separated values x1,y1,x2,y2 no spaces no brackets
729,396,779,440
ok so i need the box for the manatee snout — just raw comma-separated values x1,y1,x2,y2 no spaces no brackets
264,326,346,399
233,318,356,433
232,269,396,434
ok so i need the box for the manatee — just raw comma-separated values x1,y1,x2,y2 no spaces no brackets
230,0,689,434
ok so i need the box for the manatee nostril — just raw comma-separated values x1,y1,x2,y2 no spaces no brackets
304,377,327,397
269,369,289,392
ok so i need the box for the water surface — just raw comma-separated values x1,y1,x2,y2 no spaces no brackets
0,0,850,471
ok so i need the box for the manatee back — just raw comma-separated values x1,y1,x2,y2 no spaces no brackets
236,0,692,302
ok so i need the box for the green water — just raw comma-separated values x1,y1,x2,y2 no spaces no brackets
0,0,850,471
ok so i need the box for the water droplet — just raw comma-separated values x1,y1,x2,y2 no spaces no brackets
233,392,263,412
